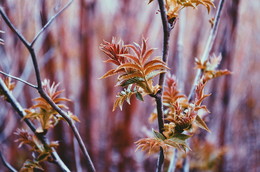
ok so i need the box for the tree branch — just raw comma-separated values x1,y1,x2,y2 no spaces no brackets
0,150,17,172
188,0,226,101
31,0,73,47
0,7,31,49
0,78,70,172
168,149,178,172
182,1,226,172
155,0,176,171
168,10,186,172
0,2,95,171
0,71,37,88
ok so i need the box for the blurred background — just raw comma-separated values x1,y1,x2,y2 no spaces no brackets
0,0,259,171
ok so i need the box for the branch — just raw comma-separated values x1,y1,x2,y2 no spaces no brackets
0,7,31,49
155,0,176,171
168,149,178,172
31,0,73,47
0,78,70,172
0,3,95,172
168,10,186,172
0,150,17,172
188,0,226,101
0,71,37,88
181,1,226,172
176,10,186,91
38,89,95,172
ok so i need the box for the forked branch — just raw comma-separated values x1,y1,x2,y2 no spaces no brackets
0,71,37,88
0,78,70,172
0,1,95,171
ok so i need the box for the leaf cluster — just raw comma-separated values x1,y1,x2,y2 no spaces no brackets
0,76,15,100
100,38,169,111
149,0,215,21
195,54,231,82
136,75,211,154
24,79,79,133
14,129,59,171
136,53,231,154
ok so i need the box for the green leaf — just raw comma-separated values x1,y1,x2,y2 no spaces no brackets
195,115,211,132
168,137,191,152
146,70,165,80
135,92,144,101
37,152,50,162
170,133,192,141
164,139,180,148
120,77,145,87
152,129,166,140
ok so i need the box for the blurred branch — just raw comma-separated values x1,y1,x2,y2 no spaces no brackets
181,1,226,172
0,78,70,172
0,2,95,172
155,0,176,171
0,150,17,172
168,149,178,172
0,71,37,88
168,10,186,172
188,0,226,101
0,7,31,49
176,10,186,91
31,0,73,47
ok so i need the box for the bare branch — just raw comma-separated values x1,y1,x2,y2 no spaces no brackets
0,7,31,49
0,71,37,88
0,150,17,172
168,149,178,172
0,78,70,172
188,0,226,101
31,0,73,46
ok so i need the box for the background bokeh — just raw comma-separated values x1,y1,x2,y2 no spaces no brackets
0,0,259,171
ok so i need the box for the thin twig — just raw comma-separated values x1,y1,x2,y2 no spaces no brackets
0,3,95,172
0,78,70,172
181,1,226,172
176,10,186,91
168,149,178,172
31,0,73,47
0,150,17,172
0,7,31,49
188,0,226,101
168,10,186,172
0,71,37,88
